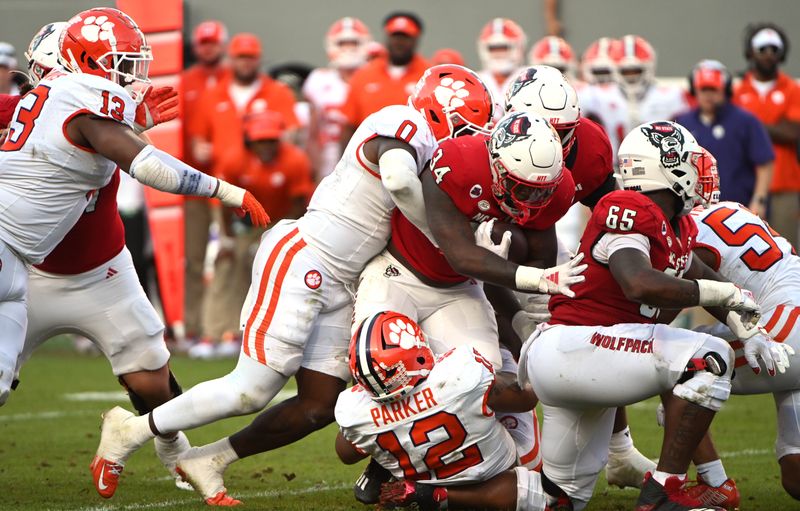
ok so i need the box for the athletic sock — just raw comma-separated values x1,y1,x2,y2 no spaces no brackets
696,459,727,487
653,470,686,487
609,426,635,454
197,437,240,468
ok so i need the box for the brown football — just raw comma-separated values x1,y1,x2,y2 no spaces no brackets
490,220,529,264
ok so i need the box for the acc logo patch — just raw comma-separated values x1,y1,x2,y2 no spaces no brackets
304,270,322,289
469,184,483,198
499,415,519,430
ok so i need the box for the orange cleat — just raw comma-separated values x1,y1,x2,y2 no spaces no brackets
205,491,242,507
90,455,124,499
682,476,740,510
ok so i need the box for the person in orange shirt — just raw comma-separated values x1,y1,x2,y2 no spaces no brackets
198,111,313,358
182,20,231,344
339,11,429,148
734,23,800,249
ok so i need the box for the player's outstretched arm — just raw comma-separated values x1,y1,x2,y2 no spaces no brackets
68,116,270,226
487,372,537,414
335,431,368,465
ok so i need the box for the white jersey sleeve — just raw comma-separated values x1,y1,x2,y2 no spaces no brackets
335,345,517,485
0,72,132,263
296,105,436,282
691,202,800,312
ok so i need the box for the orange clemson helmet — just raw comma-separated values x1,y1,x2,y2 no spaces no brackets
409,64,494,142
692,147,721,207
349,312,435,403
528,36,577,77
325,17,371,70
59,8,152,101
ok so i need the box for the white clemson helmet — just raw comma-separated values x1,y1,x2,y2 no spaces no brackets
615,35,656,97
618,121,704,216
581,37,619,85
25,22,67,85
477,18,527,75
489,111,564,224
504,65,580,157
528,36,577,79
325,17,371,70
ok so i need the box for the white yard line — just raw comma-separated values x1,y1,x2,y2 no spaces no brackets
0,409,97,422
73,482,350,511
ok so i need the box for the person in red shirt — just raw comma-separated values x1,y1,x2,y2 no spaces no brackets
182,20,231,343
734,23,800,249
199,111,313,355
339,11,429,147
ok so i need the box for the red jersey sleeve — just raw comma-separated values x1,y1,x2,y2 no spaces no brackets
0,94,20,129
591,190,663,238
569,117,615,206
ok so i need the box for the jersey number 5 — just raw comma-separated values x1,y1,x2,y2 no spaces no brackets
1,85,51,152
376,411,483,480
605,205,637,231
702,207,785,271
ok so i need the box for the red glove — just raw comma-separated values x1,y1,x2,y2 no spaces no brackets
234,191,271,227
134,86,179,133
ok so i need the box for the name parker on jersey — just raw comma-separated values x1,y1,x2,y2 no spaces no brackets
369,387,439,427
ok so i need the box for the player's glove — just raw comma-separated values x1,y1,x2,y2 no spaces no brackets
726,311,795,375
474,218,511,260
134,86,180,133
516,292,551,324
214,180,271,227
379,480,448,511
696,280,760,316
515,253,587,297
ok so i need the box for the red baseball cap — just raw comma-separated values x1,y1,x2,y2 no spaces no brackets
193,21,227,45
244,111,285,141
384,15,421,37
431,48,464,66
229,33,262,58
692,60,728,91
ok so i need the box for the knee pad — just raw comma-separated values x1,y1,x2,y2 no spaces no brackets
673,339,734,412
514,467,548,511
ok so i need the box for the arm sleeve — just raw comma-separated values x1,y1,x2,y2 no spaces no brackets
366,105,437,174
380,148,435,243
592,232,651,264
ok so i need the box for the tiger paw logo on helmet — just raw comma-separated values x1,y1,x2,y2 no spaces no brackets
80,15,117,46
641,121,685,169
433,76,470,110
386,318,422,350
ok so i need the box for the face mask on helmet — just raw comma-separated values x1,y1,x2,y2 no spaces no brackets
25,22,67,86
349,312,435,403
477,18,526,77
489,111,564,224
690,149,720,207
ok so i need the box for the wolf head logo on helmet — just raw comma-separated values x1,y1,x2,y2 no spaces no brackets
640,121,686,169
506,66,539,99
492,112,532,150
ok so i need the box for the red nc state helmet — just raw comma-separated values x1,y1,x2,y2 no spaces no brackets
409,64,494,142
349,311,435,403
59,8,152,101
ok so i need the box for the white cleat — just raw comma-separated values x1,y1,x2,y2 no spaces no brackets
176,445,234,503
605,446,657,489
91,406,152,498
155,431,194,491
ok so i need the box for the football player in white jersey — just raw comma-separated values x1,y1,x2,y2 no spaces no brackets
655,149,800,507
0,8,268,410
476,18,527,119
303,17,370,180
580,35,689,158
337,311,548,511
89,64,503,504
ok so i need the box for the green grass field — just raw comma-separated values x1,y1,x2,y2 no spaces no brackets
1,347,797,510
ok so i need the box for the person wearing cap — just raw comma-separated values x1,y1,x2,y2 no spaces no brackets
676,59,774,217
735,23,800,248
199,111,312,357
182,21,232,345
339,11,428,148
0,42,19,95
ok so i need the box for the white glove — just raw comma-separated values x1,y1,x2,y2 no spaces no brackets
511,310,539,342
515,253,587,297
696,280,760,315
742,331,794,376
516,292,551,324
475,219,511,260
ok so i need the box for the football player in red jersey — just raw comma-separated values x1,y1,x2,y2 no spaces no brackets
519,121,791,511
504,64,658,489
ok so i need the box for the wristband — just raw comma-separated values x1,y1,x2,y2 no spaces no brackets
515,265,545,292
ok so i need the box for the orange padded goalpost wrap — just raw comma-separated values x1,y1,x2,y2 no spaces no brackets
118,0,185,330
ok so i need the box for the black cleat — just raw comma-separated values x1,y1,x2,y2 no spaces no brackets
354,458,393,504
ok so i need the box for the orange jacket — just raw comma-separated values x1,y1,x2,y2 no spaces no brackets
193,74,299,177
734,71,800,192
219,142,313,221
341,54,429,126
